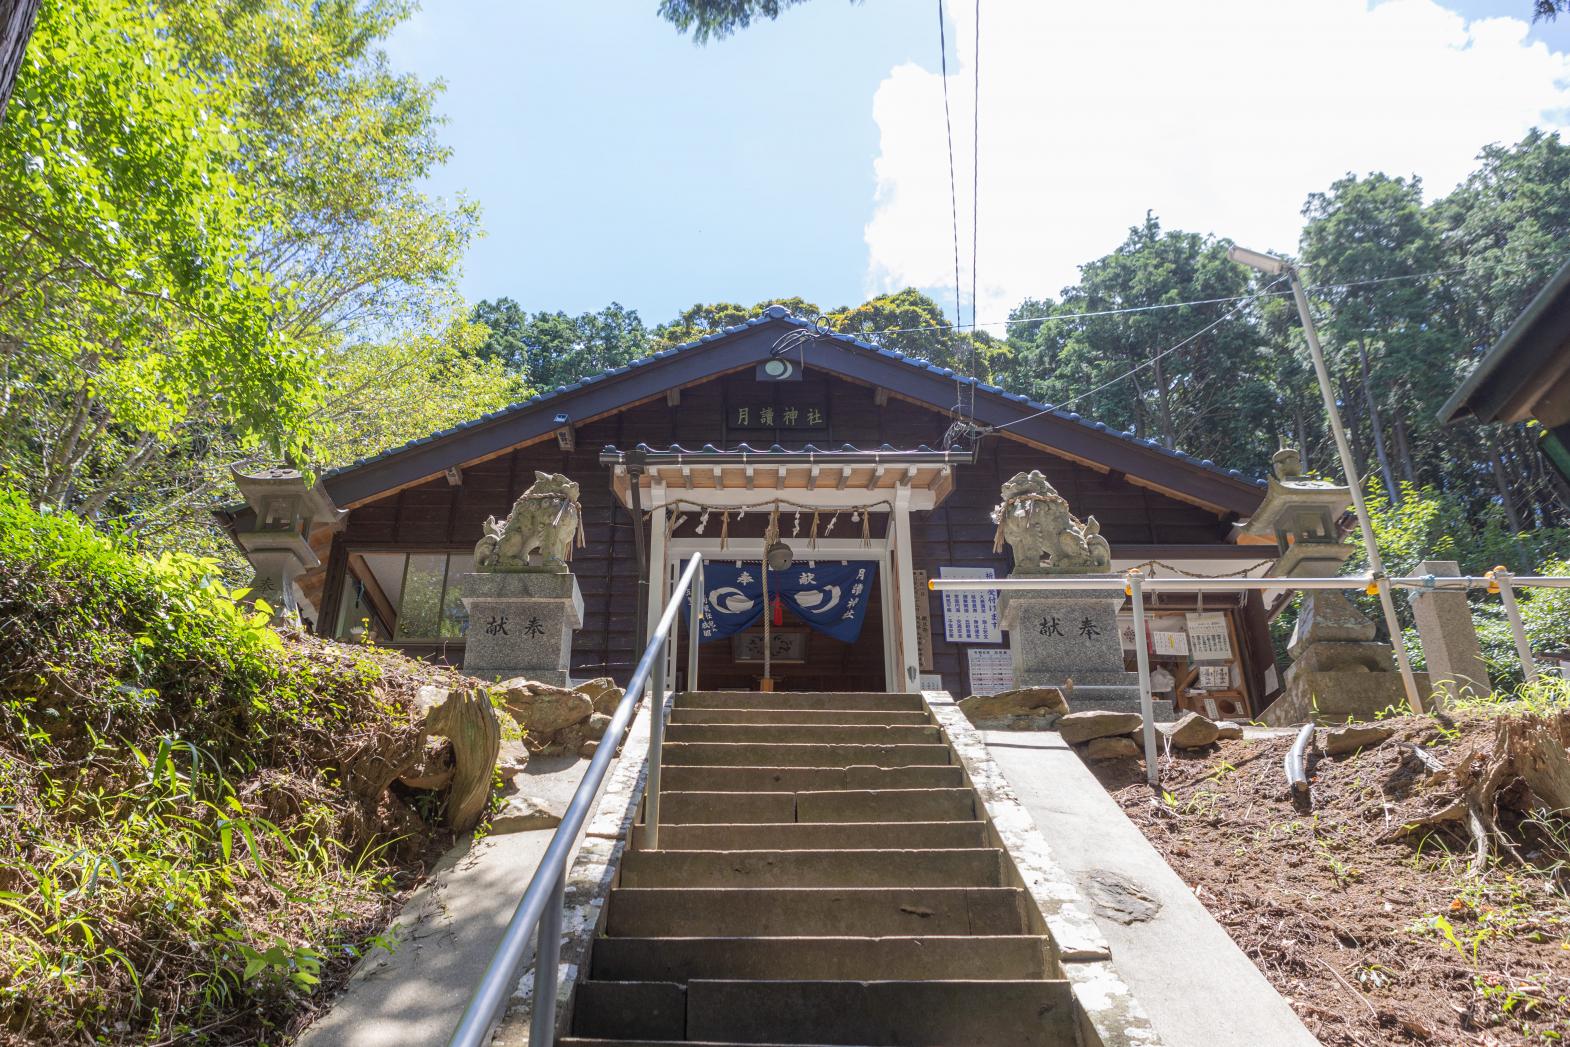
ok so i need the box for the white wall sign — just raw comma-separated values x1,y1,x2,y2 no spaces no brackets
1185,613,1233,661
1117,614,1137,651
913,569,934,671
1151,630,1190,657
967,648,1014,696
1198,665,1232,689
940,566,1001,644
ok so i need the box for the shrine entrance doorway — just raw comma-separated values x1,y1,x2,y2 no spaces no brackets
668,538,891,692
602,445,970,693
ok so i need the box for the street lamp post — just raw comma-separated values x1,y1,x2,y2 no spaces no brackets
1227,245,1425,713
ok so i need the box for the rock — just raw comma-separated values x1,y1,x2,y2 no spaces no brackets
958,686,1069,728
548,723,589,756
576,677,626,717
578,739,599,758
398,739,455,790
499,678,593,734
495,744,529,782
490,794,563,835
582,712,612,742
1164,711,1220,750
414,684,450,717
1058,710,1144,745
1086,736,1140,761
1214,720,1244,740
1323,723,1394,756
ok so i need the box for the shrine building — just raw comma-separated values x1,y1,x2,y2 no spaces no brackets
220,306,1284,717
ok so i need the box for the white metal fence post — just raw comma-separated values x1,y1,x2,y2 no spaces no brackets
646,635,668,850
1493,567,1538,685
1126,570,1158,787
687,558,702,693
527,869,564,1046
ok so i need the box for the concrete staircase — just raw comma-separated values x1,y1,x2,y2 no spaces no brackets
559,691,1079,1047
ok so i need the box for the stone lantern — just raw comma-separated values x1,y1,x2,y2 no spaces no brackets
230,465,345,622
1242,449,1409,723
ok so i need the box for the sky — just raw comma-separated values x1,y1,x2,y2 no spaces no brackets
386,0,1570,332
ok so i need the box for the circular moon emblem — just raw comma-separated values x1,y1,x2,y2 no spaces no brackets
709,587,757,614
763,358,794,379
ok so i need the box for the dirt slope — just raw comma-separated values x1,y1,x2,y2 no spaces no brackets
1095,710,1570,1046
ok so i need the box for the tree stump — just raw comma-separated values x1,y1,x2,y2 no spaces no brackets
1390,714,1570,874
425,685,501,832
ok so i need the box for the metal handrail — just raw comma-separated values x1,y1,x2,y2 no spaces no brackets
448,552,705,1047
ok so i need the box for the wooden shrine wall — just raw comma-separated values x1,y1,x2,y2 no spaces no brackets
329,368,1247,693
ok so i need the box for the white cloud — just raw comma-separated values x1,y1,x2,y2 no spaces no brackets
865,0,1570,327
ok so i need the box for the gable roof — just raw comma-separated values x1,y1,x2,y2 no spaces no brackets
322,307,1265,516
1440,253,1570,425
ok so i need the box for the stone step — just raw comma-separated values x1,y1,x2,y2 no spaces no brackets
630,820,989,851
796,788,976,823
562,1042,898,1047
604,887,1029,937
676,691,927,712
662,742,951,768
618,848,1005,888
653,788,976,826
670,707,932,726
665,723,942,745
651,788,977,827
656,791,796,825
590,934,1052,984
571,979,1077,1045
659,764,964,793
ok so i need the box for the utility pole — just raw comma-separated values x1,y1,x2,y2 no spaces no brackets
1228,245,1424,713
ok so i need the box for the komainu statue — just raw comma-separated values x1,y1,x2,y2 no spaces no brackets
474,472,586,572
991,470,1112,575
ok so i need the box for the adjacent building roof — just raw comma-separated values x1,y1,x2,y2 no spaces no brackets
1441,254,1570,426
320,307,1266,516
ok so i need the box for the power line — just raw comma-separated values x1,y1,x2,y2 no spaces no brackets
936,0,962,347
984,275,1290,436
855,252,1570,339
965,0,980,424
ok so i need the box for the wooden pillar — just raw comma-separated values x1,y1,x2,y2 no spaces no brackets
315,532,349,638
893,482,920,693
644,478,669,655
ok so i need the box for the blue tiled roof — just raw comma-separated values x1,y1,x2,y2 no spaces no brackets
324,305,1262,489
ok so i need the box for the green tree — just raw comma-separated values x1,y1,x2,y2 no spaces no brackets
1299,173,1447,503
0,0,474,549
654,296,823,346
474,299,652,390
1431,130,1570,528
828,288,998,376
0,0,319,519
319,311,527,469
658,0,858,42
1006,215,1274,470
0,0,40,121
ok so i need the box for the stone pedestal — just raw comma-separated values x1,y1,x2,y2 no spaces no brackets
1000,581,1168,718
235,542,314,616
461,571,584,687
1259,545,1422,725
1408,560,1491,701
1241,448,1433,725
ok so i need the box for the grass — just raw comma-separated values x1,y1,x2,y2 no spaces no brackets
0,488,454,1043
1411,871,1570,1041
